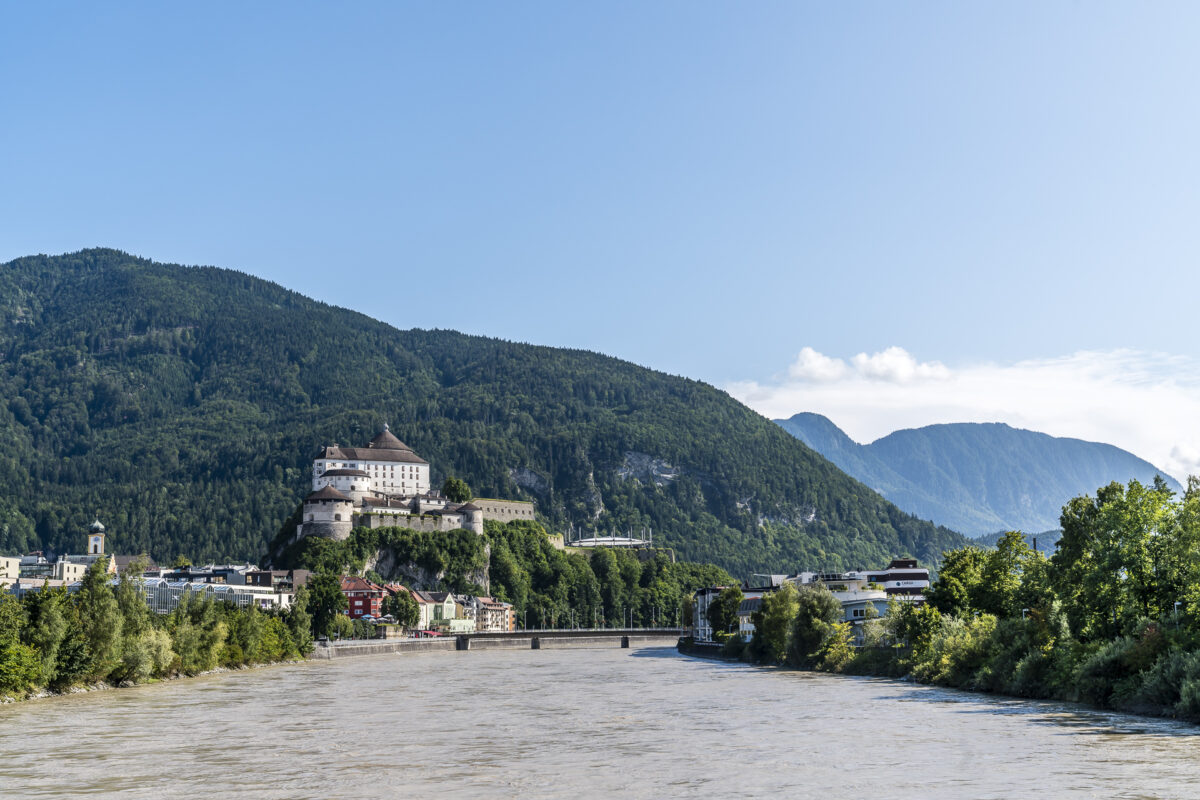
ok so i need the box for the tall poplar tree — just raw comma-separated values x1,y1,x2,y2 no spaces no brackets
76,561,123,680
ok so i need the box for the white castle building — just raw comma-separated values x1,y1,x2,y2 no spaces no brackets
296,425,536,541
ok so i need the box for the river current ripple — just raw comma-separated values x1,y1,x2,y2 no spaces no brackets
2,645,1198,799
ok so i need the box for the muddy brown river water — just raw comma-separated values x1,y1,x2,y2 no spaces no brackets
2,645,1197,799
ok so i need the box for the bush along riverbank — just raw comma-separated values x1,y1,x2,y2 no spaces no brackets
701,478,1200,723
0,561,313,701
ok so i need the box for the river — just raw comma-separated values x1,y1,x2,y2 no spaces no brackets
2,645,1198,799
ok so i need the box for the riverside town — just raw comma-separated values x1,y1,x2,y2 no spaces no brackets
0,428,941,688
9,8,1200,796
7,420,1200,736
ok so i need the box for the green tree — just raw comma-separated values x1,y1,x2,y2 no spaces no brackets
816,621,855,672
168,592,227,675
383,590,420,629
977,531,1038,618
113,628,174,685
886,600,943,664
47,603,91,691
751,582,799,664
115,562,151,640
22,584,69,686
330,614,354,640
1053,479,1175,639
75,561,123,680
307,572,347,638
224,603,265,666
285,585,314,655
706,586,744,638
789,584,844,667
1163,478,1200,622
0,593,40,697
441,476,473,503
926,547,987,616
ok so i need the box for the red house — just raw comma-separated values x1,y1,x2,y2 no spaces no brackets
340,575,385,619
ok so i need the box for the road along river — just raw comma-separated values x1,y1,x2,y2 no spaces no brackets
2,645,1198,799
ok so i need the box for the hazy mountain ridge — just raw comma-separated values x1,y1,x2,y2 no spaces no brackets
776,412,1182,536
0,249,966,575
972,529,1062,555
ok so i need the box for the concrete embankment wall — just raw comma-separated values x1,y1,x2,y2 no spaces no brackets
310,638,457,659
312,633,680,659
534,636,616,650
465,637,535,651
628,635,679,647
676,641,735,661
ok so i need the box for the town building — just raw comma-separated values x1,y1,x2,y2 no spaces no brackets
410,589,474,632
140,578,288,614
340,575,385,620
0,555,18,589
854,558,931,602
692,585,771,643
152,564,259,584
247,569,311,593
800,574,890,627
113,555,158,574
18,521,124,582
696,558,927,644
7,577,77,598
295,426,535,543
10,572,290,612
693,586,729,643
737,596,761,641
457,594,515,632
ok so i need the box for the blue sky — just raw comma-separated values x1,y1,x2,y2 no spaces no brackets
4,3,1200,475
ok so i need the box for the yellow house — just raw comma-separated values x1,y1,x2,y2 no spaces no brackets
0,555,18,589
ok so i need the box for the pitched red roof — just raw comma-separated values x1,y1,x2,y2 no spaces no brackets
340,575,384,594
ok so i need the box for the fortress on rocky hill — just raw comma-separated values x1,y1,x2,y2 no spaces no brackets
296,425,535,541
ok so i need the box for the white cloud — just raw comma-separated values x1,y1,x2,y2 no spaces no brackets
727,347,1200,484
783,345,949,384
788,346,849,382
850,346,950,383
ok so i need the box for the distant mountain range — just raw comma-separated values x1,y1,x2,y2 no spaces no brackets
775,413,1183,537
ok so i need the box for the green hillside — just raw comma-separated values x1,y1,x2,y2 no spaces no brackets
0,249,965,576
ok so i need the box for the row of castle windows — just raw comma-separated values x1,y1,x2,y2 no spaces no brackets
318,463,424,474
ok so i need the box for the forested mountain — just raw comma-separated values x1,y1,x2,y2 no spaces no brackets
971,529,1061,554
0,249,965,576
776,412,1182,537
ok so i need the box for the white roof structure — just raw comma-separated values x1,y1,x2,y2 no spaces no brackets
570,535,650,548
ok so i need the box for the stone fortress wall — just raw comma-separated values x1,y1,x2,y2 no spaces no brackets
472,499,537,524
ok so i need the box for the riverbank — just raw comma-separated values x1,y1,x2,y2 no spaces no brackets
0,657,305,705
677,638,1198,725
